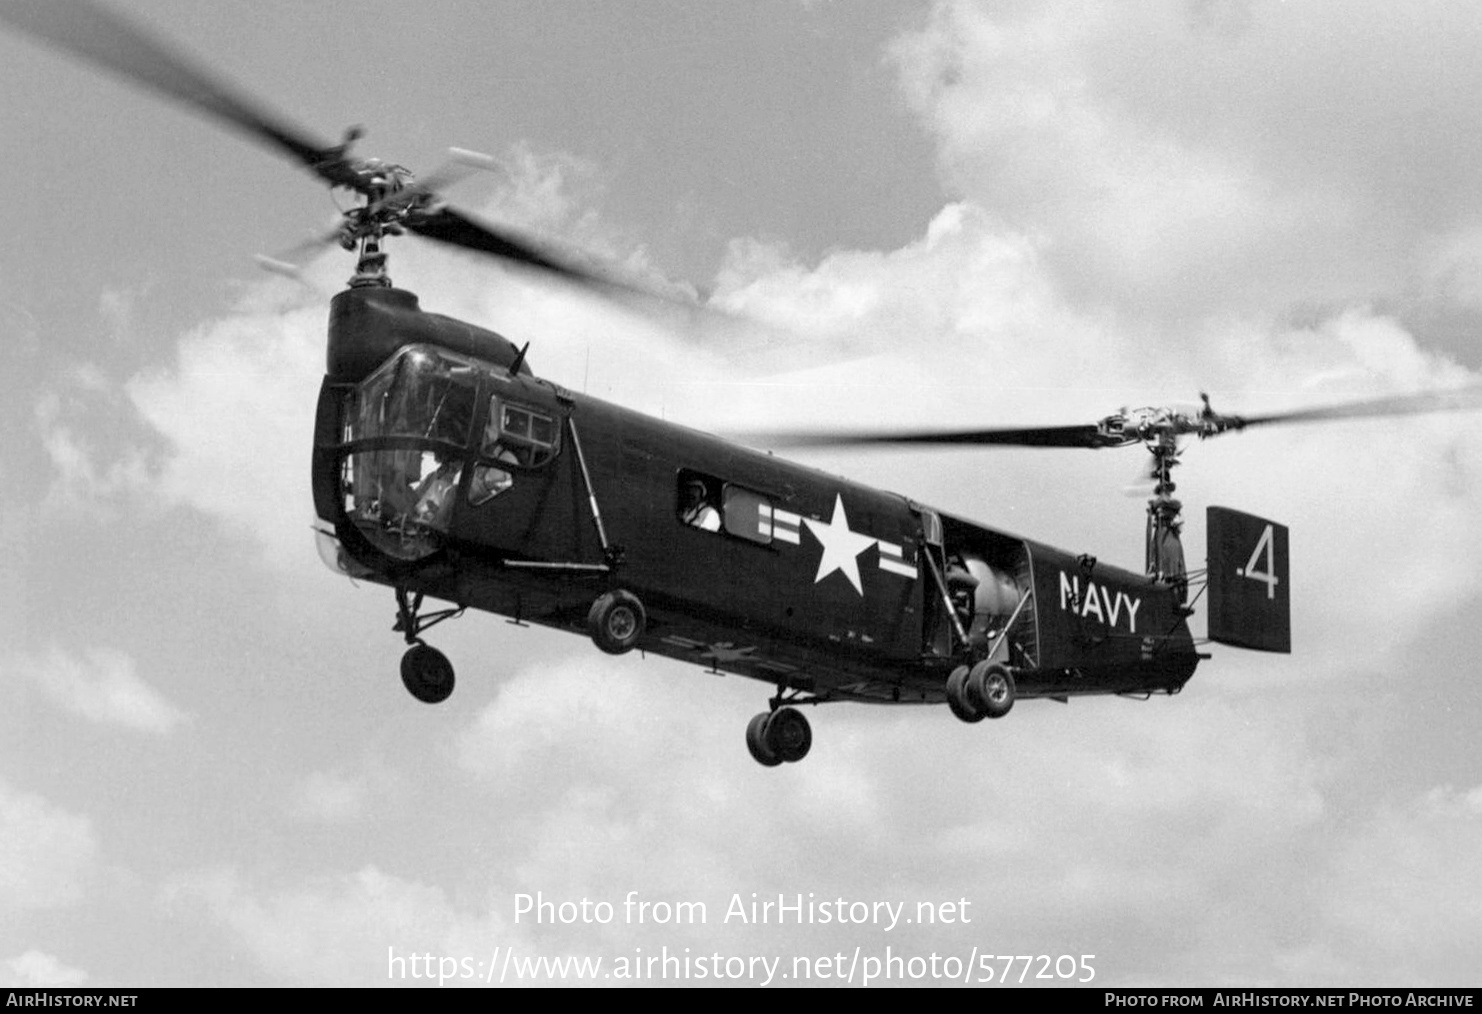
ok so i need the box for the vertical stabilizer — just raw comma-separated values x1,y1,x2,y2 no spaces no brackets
1206,507,1291,653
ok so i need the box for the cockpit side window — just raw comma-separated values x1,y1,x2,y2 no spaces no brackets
470,397,560,506
482,399,558,467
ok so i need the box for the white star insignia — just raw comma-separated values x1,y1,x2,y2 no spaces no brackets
803,494,876,596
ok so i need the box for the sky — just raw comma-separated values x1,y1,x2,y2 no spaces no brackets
1,0,1481,989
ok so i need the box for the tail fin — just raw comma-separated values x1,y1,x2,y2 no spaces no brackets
1206,506,1291,653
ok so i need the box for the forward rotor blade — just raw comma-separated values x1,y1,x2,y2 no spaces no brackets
406,205,722,317
1225,384,1482,432
750,423,1109,450
406,207,612,289
0,0,353,186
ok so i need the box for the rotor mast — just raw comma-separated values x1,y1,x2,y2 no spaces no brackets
1143,431,1185,587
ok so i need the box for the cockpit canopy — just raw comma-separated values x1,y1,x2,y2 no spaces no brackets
348,345,479,448
330,344,557,563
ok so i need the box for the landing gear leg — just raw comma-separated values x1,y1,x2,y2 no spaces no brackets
393,587,464,705
745,701,812,766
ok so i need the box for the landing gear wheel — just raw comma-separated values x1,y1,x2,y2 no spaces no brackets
400,643,455,704
587,590,646,655
945,664,985,723
765,707,812,763
968,661,1015,719
746,712,782,767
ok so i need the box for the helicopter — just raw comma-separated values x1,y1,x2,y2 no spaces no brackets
8,0,1481,767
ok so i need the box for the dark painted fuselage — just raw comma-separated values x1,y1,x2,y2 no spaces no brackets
312,287,1200,706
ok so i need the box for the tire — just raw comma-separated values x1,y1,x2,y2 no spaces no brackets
945,664,985,723
400,643,455,704
587,590,646,655
746,712,782,767
968,661,1015,720
765,706,812,763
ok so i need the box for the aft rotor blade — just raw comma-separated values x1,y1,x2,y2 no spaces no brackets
0,0,354,186
752,423,1112,450
1224,384,1482,432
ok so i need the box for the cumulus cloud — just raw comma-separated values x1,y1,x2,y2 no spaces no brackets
0,950,89,988
20,646,189,735
162,866,508,987
889,0,1482,336
0,780,97,913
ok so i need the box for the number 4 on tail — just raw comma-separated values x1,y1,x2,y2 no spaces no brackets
1237,523,1280,600
1207,507,1291,653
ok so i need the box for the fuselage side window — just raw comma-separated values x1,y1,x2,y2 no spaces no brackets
677,469,723,532
676,470,774,545
721,484,773,545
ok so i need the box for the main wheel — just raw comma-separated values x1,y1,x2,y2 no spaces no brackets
967,661,1015,719
945,664,985,723
401,643,455,704
587,590,646,655
764,707,812,763
746,712,782,767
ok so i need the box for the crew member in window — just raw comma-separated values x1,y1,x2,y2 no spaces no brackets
680,479,721,531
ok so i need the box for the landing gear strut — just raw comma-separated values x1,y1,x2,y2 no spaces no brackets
393,587,464,704
745,705,812,766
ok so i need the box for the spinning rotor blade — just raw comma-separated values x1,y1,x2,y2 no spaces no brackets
753,382,1482,453
407,204,733,314
1217,384,1482,433
0,0,361,188
2,2,807,325
407,207,616,291
753,423,1113,450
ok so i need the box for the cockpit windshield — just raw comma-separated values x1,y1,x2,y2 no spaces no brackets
339,345,480,560
347,345,478,446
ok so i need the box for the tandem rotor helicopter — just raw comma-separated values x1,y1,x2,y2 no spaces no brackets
9,0,1481,766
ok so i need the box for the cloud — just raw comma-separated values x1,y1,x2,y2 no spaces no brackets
35,389,153,511
1280,785,1482,986
126,302,324,573
889,0,1482,334
20,646,189,735
0,780,97,914
289,771,371,824
0,950,89,988
162,866,508,987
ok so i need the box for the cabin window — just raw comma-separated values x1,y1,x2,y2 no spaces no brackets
721,485,773,546
677,470,722,532
676,470,780,546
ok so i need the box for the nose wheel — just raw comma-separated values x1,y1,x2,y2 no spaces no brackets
393,587,464,704
401,642,455,704
745,706,812,766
